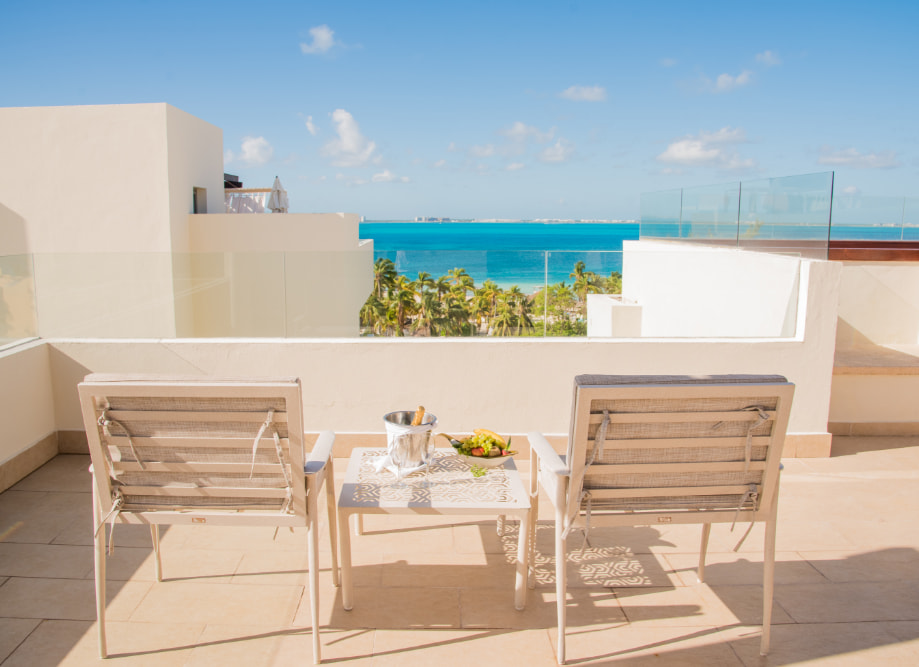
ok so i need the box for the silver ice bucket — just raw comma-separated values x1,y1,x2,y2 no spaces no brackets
383,410,437,474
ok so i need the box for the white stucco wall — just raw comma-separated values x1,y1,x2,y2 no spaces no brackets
0,340,55,465
836,262,919,345
0,104,174,253
622,240,801,338
0,104,223,338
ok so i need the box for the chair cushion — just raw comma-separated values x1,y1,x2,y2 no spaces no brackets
575,374,788,388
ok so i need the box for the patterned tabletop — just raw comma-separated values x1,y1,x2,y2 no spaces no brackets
338,448,530,511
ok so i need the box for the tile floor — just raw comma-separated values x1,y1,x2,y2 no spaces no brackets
2,436,919,665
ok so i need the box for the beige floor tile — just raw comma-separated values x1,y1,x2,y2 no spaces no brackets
705,585,795,625
614,585,742,627
0,490,92,545
460,586,627,630
380,551,518,589
800,547,919,583
452,519,527,555
775,581,919,623
0,617,40,663
883,620,919,642
184,624,375,666
730,621,919,666
306,585,461,629
0,542,94,579
0,577,152,621
2,618,204,666
11,454,91,493
664,551,826,587
556,623,748,666
531,549,680,589
343,518,457,554
130,581,302,626
370,628,557,667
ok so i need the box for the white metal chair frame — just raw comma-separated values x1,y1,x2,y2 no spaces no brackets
79,374,339,664
529,374,794,664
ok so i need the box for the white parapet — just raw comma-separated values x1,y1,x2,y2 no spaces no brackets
586,294,642,337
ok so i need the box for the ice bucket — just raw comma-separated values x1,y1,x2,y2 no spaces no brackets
383,410,437,474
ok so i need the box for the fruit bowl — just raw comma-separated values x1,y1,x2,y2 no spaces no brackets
438,430,516,470
460,454,512,469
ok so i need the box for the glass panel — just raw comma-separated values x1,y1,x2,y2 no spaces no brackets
639,188,682,238
831,194,919,241
739,172,834,258
679,182,740,241
0,254,38,346
904,198,919,241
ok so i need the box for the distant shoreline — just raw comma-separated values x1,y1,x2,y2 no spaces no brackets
363,219,639,224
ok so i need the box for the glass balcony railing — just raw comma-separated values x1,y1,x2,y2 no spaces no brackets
0,254,38,348
641,171,918,254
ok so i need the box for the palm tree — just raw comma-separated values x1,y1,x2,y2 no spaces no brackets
506,285,534,335
434,276,452,299
373,258,398,299
412,292,444,336
389,275,417,336
569,260,599,305
413,271,435,297
492,293,516,337
359,294,387,335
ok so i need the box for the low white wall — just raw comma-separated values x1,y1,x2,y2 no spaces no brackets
622,241,801,338
836,262,919,346
0,340,55,465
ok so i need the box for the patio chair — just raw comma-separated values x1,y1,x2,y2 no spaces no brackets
79,374,339,664
528,374,794,664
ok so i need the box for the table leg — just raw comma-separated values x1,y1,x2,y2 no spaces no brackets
514,509,529,610
339,509,354,611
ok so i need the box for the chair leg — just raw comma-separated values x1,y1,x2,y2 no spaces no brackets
92,484,108,659
324,459,340,587
555,504,567,665
307,492,322,664
698,523,711,583
150,524,163,582
761,485,781,655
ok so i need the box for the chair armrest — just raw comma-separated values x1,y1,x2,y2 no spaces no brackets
528,432,568,477
305,431,335,475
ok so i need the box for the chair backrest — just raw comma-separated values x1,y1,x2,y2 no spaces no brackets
79,374,308,526
565,374,794,526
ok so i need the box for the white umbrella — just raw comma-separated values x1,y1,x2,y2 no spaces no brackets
267,176,289,213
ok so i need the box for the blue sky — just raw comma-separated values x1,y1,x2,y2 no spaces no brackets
1,0,916,220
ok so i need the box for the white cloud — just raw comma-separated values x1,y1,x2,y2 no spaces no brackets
539,139,575,163
371,169,410,183
447,142,458,152
321,109,377,167
660,57,678,67
712,70,753,92
755,50,781,67
471,143,496,157
818,147,900,169
304,115,317,136
657,127,754,170
225,136,273,166
559,85,607,102
300,25,336,54
841,185,860,195
506,162,525,171
501,121,554,144
433,159,447,168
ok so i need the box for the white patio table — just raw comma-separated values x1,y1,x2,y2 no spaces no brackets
337,447,531,610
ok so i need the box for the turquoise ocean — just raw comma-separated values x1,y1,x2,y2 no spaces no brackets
360,221,638,292
360,220,917,292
